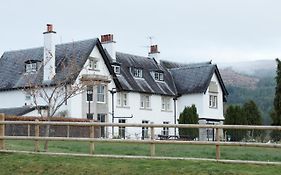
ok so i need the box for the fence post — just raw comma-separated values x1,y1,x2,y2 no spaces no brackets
27,124,30,137
89,120,95,154
67,125,70,138
34,119,40,152
150,126,155,156
0,113,5,150
215,128,220,160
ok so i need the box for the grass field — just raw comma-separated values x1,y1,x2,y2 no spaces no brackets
0,152,281,175
4,140,281,162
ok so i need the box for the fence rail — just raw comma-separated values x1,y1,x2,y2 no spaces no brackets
0,113,281,165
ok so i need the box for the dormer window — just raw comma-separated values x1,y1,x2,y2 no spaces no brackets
113,65,120,74
25,60,38,73
131,68,143,78
89,57,98,70
152,71,164,81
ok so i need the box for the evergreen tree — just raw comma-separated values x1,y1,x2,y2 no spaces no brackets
178,105,199,140
224,105,247,141
271,58,281,141
242,100,263,138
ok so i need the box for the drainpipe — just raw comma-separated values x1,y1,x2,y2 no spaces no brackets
173,97,177,136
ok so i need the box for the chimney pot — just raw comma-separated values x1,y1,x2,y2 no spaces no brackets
47,24,53,32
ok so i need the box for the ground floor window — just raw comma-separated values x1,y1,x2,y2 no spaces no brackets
162,121,169,136
119,119,126,139
142,120,149,139
97,114,106,138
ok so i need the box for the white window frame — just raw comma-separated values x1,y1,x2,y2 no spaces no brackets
153,72,164,81
113,65,121,74
140,94,151,109
132,68,143,78
162,121,169,136
117,92,129,107
97,85,106,103
142,120,149,139
89,57,98,70
161,97,171,111
25,63,37,73
118,119,126,139
209,94,218,108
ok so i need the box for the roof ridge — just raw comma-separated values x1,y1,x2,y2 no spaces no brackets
169,64,213,71
117,51,151,59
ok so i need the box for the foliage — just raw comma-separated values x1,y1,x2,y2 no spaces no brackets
178,105,199,140
271,58,281,141
242,100,263,139
224,105,247,141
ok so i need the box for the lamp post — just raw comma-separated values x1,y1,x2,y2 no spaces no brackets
109,88,117,137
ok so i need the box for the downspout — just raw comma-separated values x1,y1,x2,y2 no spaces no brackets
173,97,177,136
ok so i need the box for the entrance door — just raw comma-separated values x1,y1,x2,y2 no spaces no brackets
97,114,106,138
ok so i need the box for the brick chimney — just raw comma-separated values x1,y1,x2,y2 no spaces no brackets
43,24,56,82
148,45,160,63
101,34,116,61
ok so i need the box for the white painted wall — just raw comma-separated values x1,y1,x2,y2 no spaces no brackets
0,90,26,108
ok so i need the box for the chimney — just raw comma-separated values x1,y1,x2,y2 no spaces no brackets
101,34,116,61
43,24,56,82
148,45,160,63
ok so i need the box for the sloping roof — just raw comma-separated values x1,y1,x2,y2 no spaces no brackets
0,106,38,116
0,39,99,91
114,52,177,96
161,60,228,100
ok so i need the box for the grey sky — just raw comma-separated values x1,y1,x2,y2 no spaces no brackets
1,0,281,63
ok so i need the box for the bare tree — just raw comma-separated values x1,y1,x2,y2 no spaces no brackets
23,47,100,151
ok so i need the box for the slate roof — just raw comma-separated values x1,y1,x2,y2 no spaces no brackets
114,52,177,96
0,106,38,116
0,39,100,90
161,60,228,100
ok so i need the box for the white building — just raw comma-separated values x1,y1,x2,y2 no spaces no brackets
0,25,228,140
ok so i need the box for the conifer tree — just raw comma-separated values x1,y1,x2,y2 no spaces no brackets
271,58,281,141
178,105,199,140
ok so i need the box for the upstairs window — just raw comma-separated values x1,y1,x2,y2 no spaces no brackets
140,94,151,109
209,95,218,108
153,72,164,81
117,92,129,107
97,85,106,103
131,68,143,78
161,97,171,111
89,57,98,70
25,63,37,73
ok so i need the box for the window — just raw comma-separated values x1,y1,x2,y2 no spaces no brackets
153,72,164,81
131,68,143,78
161,97,171,111
117,92,129,107
209,95,218,108
86,86,93,102
113,65,120,74
119,119,126,139
97,85,105,102
25,63,37,73
140,94,151,109
162,121,169,136
97,114,106,138
89,57,98,70
142,120,149,139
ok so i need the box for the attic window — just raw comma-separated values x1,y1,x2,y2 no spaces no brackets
131,68,143,78
88,57,98,70
25,62,37,73
152,72,164,81
113,65,120,74
209,81,218,93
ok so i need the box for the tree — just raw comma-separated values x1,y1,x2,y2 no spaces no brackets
270,58,281,141
23,48,99,151
178,105,199,140
242,100,263,138
224,105,247,141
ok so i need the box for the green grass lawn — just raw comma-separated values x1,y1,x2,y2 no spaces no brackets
4,140,281,162
0,152,281,175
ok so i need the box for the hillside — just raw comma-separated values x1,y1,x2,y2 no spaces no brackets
219,61,276,125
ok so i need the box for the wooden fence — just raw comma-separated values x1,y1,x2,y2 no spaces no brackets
0,113,281,165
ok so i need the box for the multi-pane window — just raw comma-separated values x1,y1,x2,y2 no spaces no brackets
209,95,218,108
140,94,151,109
117,92,128,107
97,85,105,102
142,120,149,139
119,119,126,139
162,121,169,136
25,63,37,73
86,86,93,102
161,97,171,111
89,57,98,70
131,68,143,78
153,72,164,81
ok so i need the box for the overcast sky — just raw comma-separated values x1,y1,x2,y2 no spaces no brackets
1,0,281,63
